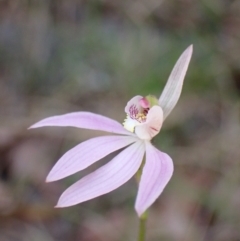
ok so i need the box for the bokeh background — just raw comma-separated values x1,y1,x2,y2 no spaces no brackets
0,0,240,240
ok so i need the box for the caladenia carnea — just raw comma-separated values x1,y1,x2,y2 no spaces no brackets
29,45,193,241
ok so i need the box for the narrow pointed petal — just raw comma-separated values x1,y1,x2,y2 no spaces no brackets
29,112,134,136
135,142,173,216
135,106,163,140
56,141,145,208
159,45,193,120
47,135,138,182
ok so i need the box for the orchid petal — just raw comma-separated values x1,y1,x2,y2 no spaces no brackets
135,106,163,140
47,135,138,182
159,45,193,120
135,141,173,216
56,141,145,207
29,112,133,136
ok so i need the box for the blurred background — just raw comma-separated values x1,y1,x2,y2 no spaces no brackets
0,0,240,240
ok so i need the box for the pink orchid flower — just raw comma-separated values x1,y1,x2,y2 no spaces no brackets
30,45,193,216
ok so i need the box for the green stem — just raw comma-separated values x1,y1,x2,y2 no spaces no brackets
138,211,148,241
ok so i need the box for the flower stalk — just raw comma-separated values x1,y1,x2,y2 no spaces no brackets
138,211,148,241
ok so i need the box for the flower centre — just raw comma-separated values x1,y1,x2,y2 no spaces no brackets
123,95,159,133
129,105,148,123
123,105,148,133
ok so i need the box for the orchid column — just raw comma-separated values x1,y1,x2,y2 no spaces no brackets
29,45,193,241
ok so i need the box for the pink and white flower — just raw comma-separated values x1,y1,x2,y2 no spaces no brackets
29,45,193,216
